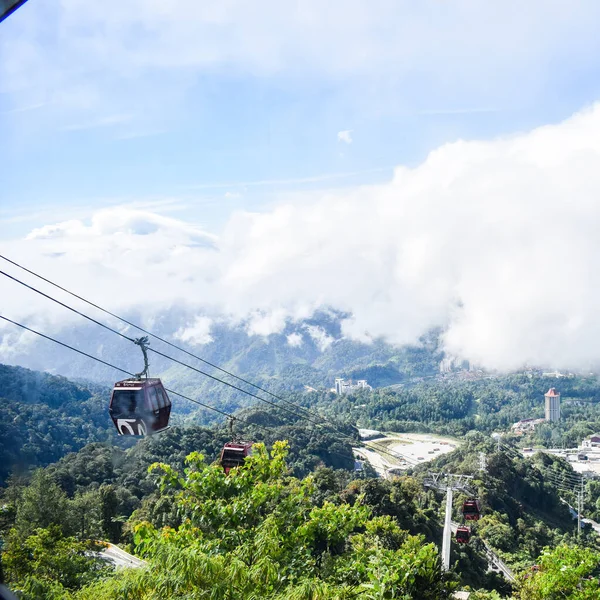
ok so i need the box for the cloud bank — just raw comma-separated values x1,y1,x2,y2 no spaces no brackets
4,104,600,371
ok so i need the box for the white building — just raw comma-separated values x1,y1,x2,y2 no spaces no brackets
581,435,600,449
439,356,471,373
334,378,372,395
545,388,561,422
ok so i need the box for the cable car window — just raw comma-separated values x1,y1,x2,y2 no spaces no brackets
148,386,160,411
160,388,170,407
111,389,144,414
155,386,166,409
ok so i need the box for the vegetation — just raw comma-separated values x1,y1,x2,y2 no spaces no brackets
2,362,600,598
0,364,118,486
76,442,451,599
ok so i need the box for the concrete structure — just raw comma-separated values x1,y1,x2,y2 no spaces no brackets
511,418,545,434
582,435,600,449
100,543,146,569
334,378,372,395
439,356,471,373
358,428,383,440
545,387,561,421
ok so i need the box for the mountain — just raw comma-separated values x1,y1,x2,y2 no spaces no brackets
0,364,120,485
2,308,444,421
2,424,598,599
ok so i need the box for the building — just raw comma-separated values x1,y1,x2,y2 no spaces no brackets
334,378,372,395
545,388,561,421
511,418,545,434
439,356,471,373
581,435,600,449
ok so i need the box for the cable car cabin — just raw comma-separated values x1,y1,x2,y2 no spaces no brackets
109,378,171,436
455,526,471,544
462,499,481,521
220,442,253,474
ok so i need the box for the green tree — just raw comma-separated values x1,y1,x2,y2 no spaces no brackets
98,485,121,543
75,441,452,599
516,544,600,600
15,471,72,537
2,525,110,600
70,490,102,541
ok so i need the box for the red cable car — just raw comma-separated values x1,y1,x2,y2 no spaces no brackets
220,441,253,474
455,526,471,544
109,378,171,436
462,498,481,521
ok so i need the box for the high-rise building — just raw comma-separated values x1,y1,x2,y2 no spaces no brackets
544,388,561,421
334,378,372,395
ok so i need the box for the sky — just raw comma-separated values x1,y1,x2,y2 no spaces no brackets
3,1,600,371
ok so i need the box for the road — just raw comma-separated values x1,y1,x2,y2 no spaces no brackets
560,497,600,534
100,543,147,569
353,446,392,478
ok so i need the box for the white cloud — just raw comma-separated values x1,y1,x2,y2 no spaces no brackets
175,316,214,346
246,309,288,337
7,104,600,370
304,325,334,352
337,130,353,145
224,191,242,199
286,332,303,347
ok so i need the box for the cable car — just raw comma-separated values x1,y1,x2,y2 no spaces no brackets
462,498,481,521
109,336,171,436
109,378,171,436
220,441,253,474
455,526,471,544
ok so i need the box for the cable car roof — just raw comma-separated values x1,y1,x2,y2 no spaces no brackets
113,378,162,388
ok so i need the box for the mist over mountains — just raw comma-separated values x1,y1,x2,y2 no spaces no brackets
0,305,442,412
6,104,600,374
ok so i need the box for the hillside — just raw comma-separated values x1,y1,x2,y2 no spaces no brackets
0,364,120,485
2,427,599,599
2,365,600,598
1,309,443,422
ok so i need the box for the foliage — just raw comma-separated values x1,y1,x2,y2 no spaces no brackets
2,525,111,599
515,544,600,599
0,364,117,486
75,442,451,599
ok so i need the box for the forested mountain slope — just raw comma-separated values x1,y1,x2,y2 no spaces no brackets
2,310,443,420
2,432,599,599
0,364,118,485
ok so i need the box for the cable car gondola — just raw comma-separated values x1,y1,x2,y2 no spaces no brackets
109,378,171,435
455,526,471,544
109,337,171,436
462,498,481,521
220,441,253,474
220,419,253,474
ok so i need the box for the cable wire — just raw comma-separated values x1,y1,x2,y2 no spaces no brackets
0,314,395,467
0,263,419,466
0,254,322,422
497,440,583,488
0,314,234,420
0,268,326,428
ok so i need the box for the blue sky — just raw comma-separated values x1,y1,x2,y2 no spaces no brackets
3,0,600,238
6,2,600,370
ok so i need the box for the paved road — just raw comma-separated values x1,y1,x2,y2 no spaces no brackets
560,497,600,534
353,447,392,478
100,543,147,569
